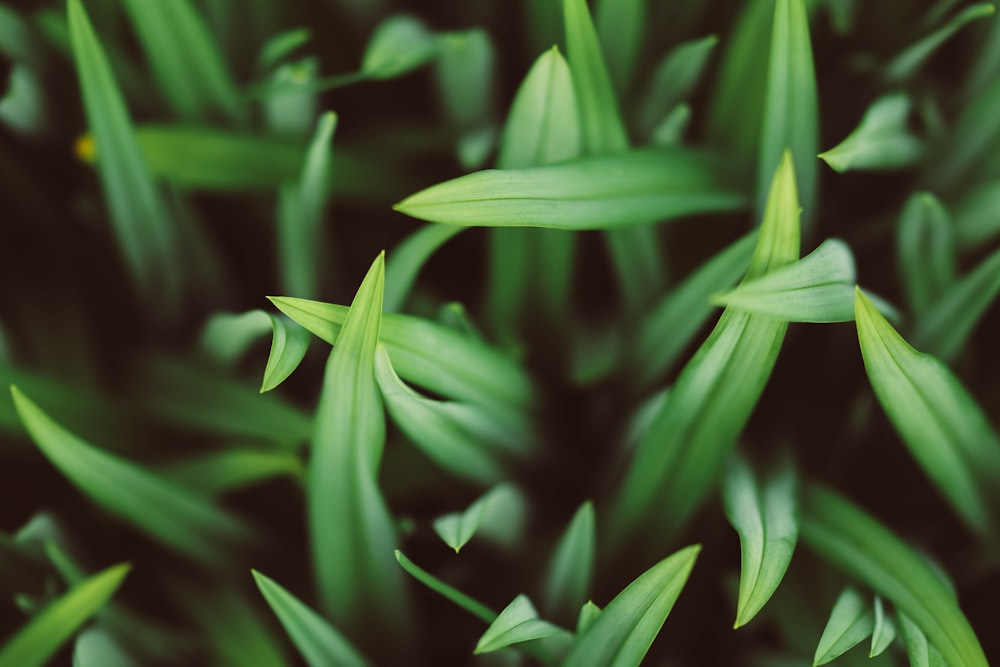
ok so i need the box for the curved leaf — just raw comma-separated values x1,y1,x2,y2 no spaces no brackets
543,501,596,621
870,596,896,658
884,3,995,83
475,595,570,655
813,588,873,665
385,224,464,313
394,551,497,624
897,611,947,667
819,94,924,172
260,314,311,393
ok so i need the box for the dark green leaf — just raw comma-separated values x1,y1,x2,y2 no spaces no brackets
542,502,596,621
884,3,995,83
636,35,717,139
896,193,955,316
160,449,303,495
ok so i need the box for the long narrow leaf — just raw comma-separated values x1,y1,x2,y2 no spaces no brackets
884,4,995,83
897,612,947,667
394,551,497,624
813,588,873,665
542,501,596,622
161,450,303,495
896,193,955,316
636,35,717,139
870,597,896,658
595,0,646,94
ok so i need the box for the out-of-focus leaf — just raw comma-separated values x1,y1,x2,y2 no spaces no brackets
575,602,601,636
433,486,514,553
855,288,1000,534
11,388,253,565
819,94,924,172
896,193,955,316
261,315,311,393
258,28,311,70
758,0,818,225
800,484,989,667
932,70,1000,191
385,224,464,312
161,449,303,494
435,29,496,167
712,239,856,322
73,629,134,667
884,4,995,83
361,15,437,80
609,153,799,553
636,35,717,139
897,612,947,667
650,104,692,146
813,588,873,665
542,502,595,622
475,595,570,655
595,0,646,94
0,563,130,667
954,180,1000,249
394,148,746,230
252,570,370,667
870,597,896,658
912,245,1000,362
724,455,798,628
178,586,290,667
558,545,700,667
199,310,272,368
395,551,497,624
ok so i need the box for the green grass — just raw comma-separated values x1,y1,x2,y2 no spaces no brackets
0,0,999,665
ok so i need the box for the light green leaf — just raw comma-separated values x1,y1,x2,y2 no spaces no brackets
73,629,134,667
252,570,370,667
758,0,818,226
559,545,700,667
68,0,181,308
361,15,437,80
636,35,717,139
575,602,601,636
595,0,646,94
543,501,595,622
870,597,896,658
912,245,1000,362
897,612,947,667
475,595,570,655
309,253,408,651
385,224,464,312
609,153,799,553
884,3,995,83
0,563,130,667
160,449,303,495
896,193,955,316
724,455,798,628
261,314,312,393
119,0,242,121
855,288,1000,534
818,94,924,172
433,489,494,553
650,104,692,146
813,588,873,665
712,239,856,322
257,28,311,70
394,147,745,230
199,310,272,368
800,484,989,667
395,551,497,624
11,388,252,564
435,29,495,134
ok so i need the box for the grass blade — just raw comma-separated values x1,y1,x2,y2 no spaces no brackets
869,597,896,658
252,570,370,667
160,449,303,495
394,147,746,230
896,193,955,316
818,94,924,172
813,588,873,665
559,545,700,667
800,484,989,667
261,314,311,393
758,0,818,226
395,551,497,624
542,501,596,623
884,3,995,83
609,153,799,553
711,239,856,322
635,35,717,140
0,562,130,667
475,595,570,655
724,455,798,629
11,388,252,564
435,29,496,168
855,288,1000,534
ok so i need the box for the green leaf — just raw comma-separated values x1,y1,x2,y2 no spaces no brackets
575,602,601,636
954,180,1000,249
394,147,746,230
395,551,497,624
475,595,570,655
11,387,253,565
635,35,717,139
724,455,798,628
119,0,242,121
912,245,1000,362
160,449,303,495
896,193,955,316
855,288,1000,534
68,0,181,308
261,314,312,393
609,153,799,553
813,588,873,665
897,612,947,667
0,563,130,667
758,0,818,226
870,597,896,658
542,501,596,622
434,487,499,553
884,3,995,83
650,104,692,147
257,28,311,70
559,544,700,667
308,253,408,651
199,310,272,368
595,0,646,94
361,15,437,80
73,629,133,667
252,570,370,667
931,68,1000,191
712,239,856,322
435,29,495,133
269,297,535,412
799,484,989,667
818,94,924,172
385,224,464,312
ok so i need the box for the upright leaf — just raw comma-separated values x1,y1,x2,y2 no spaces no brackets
869,597,896,658
475,595,570,655
635,35,718,140
813,588,873,665
72,629,133,667
896,193,955,316
897,612,948,667
542,501,596,622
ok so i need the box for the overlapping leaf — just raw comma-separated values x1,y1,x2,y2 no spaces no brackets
813,588,873,665
475,595,570,655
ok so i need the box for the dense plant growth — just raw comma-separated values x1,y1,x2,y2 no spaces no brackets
1,0,999,665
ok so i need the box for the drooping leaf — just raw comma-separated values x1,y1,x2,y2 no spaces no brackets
897,612,948,667
11,388,252,565
160,449,303,495
475,595,570,655
711,239,856,322
799,484,989,667
896,193,955,316
609,153,799,554
855,288,1000,534
558,545,700,667
260,314,312,393
394,147,746,230
818,94,924,172
361,15,437,80
813,588,873,665
869,597,896,658
394,551,497,624
884,3,995,83
252,570,370,667
758,0,818,225
542,501,596,622
0,563,130,667
385,224,464,312
635,35,717,139
724,455,798,628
